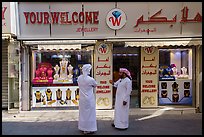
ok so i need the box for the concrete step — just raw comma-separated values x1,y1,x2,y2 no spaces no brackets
16,107,196,118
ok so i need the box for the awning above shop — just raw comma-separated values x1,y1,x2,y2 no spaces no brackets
22,40,96,45
2,33,17,41
38,44,81,50
124,38,202,47
22,40,96,51
106,37,202,47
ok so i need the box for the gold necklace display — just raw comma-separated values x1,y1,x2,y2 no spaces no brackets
56,89,62,100
172,82,179,92
184,82,190,89
46,89,52,101
161,82,167,89
66,88,72,100
75,88,79,100
42,95,46,105
172,94,179,102
184,90,190,97
35,91,41,103
161,90,167,98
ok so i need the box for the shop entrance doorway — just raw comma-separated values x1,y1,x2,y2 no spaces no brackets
112,42,141,108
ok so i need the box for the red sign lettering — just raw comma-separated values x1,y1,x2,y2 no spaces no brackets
144,47,153,54
146,80,152,83
23,11,99,25
109,16,122,26
2,6,7,20
100,81,107,84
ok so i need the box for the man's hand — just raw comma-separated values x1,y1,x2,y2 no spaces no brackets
109,80,113,84
123,101,127,106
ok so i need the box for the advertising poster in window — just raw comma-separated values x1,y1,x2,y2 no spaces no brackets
94,41,113,109
141,47,159,108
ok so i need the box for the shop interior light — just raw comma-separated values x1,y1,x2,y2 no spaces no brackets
113,54,138,56
58,55,63,58
159,48,190,51
77,54,81,60
65,55,71,58
51,55,58,58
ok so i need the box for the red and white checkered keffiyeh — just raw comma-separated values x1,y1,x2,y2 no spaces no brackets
119,68,132,79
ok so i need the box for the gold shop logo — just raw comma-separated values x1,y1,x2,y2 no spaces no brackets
142,96,155,105
97,97,110,106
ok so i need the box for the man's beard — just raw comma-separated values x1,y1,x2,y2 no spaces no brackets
119,73,125,79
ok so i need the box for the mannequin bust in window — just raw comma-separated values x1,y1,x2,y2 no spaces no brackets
68,64,73,82
181,67,187,75
172,67,178,77
59,58,68,80
181,67,188,78
54,64,60,80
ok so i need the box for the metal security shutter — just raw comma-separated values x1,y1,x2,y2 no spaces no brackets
2,40,8,109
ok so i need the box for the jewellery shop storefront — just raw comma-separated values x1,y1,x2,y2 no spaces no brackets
17,2,202,111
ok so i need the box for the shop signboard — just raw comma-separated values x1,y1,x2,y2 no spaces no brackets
2,2,17,35
82,2,115,38
2,2,10,33
94,41,113,109
141,47,159,108
116,2,202,37
17,2,202,39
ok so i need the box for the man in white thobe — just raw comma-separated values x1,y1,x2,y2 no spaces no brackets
111,68,132,130
77,64,97,134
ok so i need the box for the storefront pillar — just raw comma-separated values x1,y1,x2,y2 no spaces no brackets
20,45,31,111
8,40,20,112
196,45,202,112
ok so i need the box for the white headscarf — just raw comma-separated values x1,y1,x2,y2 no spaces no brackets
82,64,92,76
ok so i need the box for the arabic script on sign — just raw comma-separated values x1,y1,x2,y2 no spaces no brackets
134,7,202,28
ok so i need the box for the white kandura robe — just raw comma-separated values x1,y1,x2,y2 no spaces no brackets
77,75,97,132
113,77,132,129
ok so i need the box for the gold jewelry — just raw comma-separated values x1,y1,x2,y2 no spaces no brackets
75,88,79,100
35,91,41,102
56,89,62,100
161,90,167,97
184,90,190,97
72,99,78,105
47,100,56,105
161,82,167,89
66,88,72,100
46,89,52,101
172,94,179,102
184,82,190,89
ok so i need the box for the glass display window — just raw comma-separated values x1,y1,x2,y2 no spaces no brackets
30,45,94,108
159,48,192,80
31,46,93,86
158,48,193,105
